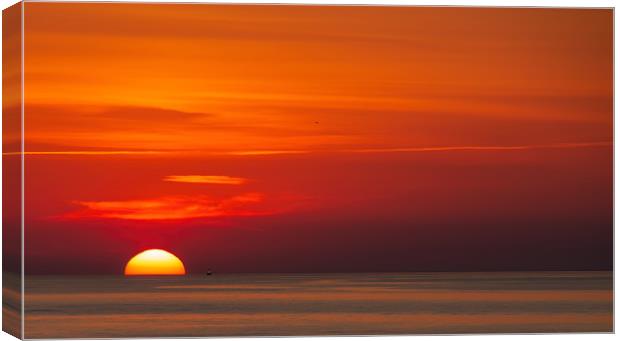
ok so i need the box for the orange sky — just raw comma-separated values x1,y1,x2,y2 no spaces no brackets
22,4,612,153
13,3,613,274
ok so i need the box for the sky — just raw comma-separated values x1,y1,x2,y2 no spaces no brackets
9,3,612,274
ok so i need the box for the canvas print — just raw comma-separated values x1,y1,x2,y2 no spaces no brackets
2,2,613,339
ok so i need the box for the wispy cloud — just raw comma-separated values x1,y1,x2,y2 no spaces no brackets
2,150,304,157
224,150,310,156
2,150,171,156
62,193,270,221
4,141,610,157
163,175,248,185
343,142,612,154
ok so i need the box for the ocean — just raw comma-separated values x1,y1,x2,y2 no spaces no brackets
22,271,612,338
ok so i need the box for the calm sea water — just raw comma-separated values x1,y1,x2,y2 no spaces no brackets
23,272,612,338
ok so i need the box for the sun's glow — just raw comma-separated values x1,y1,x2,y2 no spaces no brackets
124,249,186,275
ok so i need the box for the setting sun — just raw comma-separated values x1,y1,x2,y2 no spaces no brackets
124,249,186,276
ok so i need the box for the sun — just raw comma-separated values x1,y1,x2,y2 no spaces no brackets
124,249,186,275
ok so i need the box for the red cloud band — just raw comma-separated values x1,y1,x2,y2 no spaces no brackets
63,193,271,221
